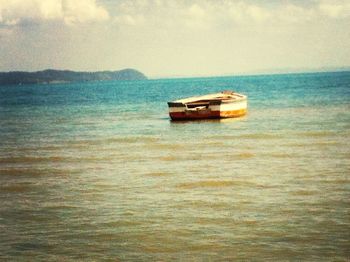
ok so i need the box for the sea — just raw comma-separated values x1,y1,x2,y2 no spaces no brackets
0,72,349,261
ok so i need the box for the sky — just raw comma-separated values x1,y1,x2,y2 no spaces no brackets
0,0,350,78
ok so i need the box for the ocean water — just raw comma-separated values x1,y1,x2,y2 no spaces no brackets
0,72,349,261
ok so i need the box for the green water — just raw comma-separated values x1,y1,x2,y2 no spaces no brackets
0,72,349,260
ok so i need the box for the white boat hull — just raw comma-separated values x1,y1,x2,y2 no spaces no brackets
168,91,247,120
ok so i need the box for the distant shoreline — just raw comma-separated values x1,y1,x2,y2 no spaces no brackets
1,68,349,85
0,69,147,86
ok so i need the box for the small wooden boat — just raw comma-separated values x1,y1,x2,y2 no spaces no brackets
168,90,247,121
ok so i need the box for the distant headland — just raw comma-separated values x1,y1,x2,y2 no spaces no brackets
0,69,147,85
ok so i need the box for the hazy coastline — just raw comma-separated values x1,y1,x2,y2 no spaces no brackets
0,69,147,85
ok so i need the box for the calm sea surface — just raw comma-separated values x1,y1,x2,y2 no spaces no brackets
0,72,349,261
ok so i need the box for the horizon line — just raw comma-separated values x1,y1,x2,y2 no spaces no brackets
149,67,350,80
1,66,350,80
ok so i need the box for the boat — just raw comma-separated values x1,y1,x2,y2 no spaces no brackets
167,90,247,121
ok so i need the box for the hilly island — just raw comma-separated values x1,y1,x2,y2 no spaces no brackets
0,69,147,85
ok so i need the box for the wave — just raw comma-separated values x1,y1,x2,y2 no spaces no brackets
176,180,258,189
297,131,336,137
145,172,171,177
0,184,33,193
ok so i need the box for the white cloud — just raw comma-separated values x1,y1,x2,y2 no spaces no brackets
188,4,206,19
247,5,271,22
63,0,109,24
114,14,144,26
226,2,271,23
37,0,63,20
0,0,109,26
318,0,350,18
183,3,214,29
276,4,316,23
2,0,349,29
110,1,343,30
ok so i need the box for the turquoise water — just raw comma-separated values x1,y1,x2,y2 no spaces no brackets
0,72,349,260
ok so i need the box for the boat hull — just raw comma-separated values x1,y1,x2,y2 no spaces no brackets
169,108,247,120
168,94,247,121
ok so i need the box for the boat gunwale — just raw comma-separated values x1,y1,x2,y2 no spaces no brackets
168,93,247,107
